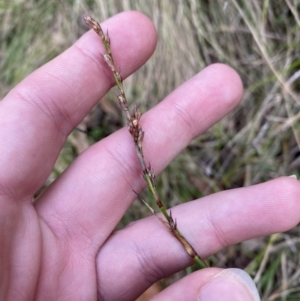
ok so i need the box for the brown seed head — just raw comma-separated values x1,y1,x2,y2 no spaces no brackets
146,163,156,182
132,118,138,127
116,71,122,83
117,94,126,105
137,128,144,149
133,108,142,122
180,237,197,258
83,15,103,36
104,31,110,44
102,53,115,72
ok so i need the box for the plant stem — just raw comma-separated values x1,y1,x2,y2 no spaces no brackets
84,15,208,269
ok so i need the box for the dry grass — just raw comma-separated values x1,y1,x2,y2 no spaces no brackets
1,0,300,300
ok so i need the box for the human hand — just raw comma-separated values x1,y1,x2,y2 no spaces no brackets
1,12,299,301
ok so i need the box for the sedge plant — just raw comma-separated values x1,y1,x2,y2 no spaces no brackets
84,14,208,270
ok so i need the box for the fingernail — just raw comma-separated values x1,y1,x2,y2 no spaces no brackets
198,268,260,301
289,175,297,179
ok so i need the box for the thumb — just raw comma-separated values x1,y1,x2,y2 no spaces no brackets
151,268,260,301
197,268,260,301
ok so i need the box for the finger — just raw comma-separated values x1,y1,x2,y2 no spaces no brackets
151,268,260,301
0,12,157,199
96,177,300,300
35,64,243,245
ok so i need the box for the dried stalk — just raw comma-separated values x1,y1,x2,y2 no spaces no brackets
84,15,208,269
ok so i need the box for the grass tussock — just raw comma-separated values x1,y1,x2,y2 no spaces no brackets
1,0,300,300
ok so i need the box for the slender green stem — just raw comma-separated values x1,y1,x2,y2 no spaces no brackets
194,256,208,269
84,14,208,269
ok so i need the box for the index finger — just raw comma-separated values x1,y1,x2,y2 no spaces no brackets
0,12,157,199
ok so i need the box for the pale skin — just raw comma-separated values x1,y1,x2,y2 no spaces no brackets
0,11,299,301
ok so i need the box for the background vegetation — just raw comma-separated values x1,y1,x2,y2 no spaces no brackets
1,0,300,300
